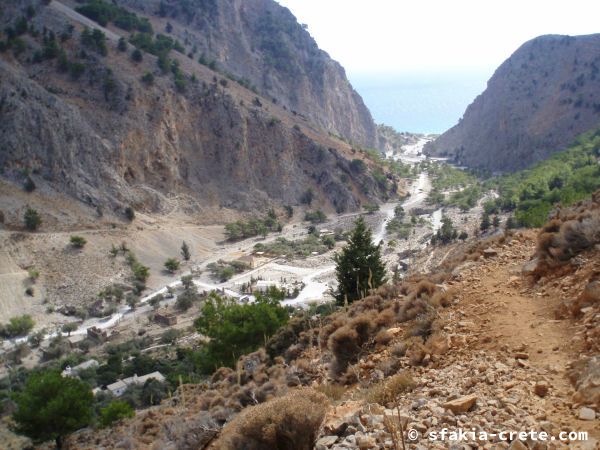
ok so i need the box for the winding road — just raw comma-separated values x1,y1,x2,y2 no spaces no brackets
9,139,438,348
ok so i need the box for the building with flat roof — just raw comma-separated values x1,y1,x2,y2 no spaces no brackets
104,371,166,397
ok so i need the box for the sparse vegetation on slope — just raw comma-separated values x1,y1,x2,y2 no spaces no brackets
486,128,600,227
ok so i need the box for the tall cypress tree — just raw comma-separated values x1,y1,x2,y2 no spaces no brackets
334,216,386,305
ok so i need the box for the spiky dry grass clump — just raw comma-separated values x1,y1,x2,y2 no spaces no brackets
534,189,600,275
315,383,347,401
215,388,328,450
365,372,416,406
326,276,454,380
375,329,393,347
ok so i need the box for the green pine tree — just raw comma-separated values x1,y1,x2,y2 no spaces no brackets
13,370,94,448
334,216,386,305
480,212,491,232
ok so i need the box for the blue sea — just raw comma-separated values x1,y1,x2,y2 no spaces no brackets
349,70,492,135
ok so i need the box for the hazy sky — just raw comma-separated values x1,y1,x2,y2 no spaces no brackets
276,0,600,75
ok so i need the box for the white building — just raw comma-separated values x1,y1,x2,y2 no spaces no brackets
104,371,166,397
62,359,100,378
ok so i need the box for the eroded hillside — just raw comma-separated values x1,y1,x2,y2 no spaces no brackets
0,0,391,219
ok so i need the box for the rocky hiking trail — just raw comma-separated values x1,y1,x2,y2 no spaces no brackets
316,231,599,450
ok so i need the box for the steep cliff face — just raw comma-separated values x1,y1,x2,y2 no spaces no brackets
425,34,600,172
115,0,379,149
0,0,391,217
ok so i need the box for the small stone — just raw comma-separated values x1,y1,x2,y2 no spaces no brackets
579,407,596,421
316,436,339,447
483,247,498,258
508,440,528,450
534,381,550,397
356,435,377,449
443,394,478,414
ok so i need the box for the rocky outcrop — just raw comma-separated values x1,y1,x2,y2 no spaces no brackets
425,34,600,172
118,0,379,149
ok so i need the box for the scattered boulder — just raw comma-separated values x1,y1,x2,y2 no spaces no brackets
443,394,478,414
579,407,596,421
534,381,549,397
316,435,338,448
577,279,600,308
483,247,498,258
508,440,528,450
568,356,600,407
522,258,539,275
356,434,377,449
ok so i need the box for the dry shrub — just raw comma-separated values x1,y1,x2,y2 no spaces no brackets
215,388,328,450
375,329,393,347
375,308,396,328
375,283,405,299
328,326,360,376
535,191,600,272
405,338,427,366
350,295,386,315
390,342,408,357
430,288,454,307
406,310,436,339
397,297,428,323
266,316,312,359
542,218,562,233
365,372,416,406
255,381,278,403
412,280,436,299
320,315,346,349
328,313,376,377
284,344,304,362
351,313,375,342
211,367,235,385
164,413,219,450
315,383,347,401
377,357,401,377
338,367,359,385
424,332,449,355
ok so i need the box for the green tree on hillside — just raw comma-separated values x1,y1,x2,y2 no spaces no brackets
13,371,94,448
99,400,134,428
164,258,180,273
194,293,289,371
181,241,191,261
480,212,491,232
24,208,41,231
334,216,386,305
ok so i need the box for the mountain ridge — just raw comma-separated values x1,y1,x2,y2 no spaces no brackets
425,33,600,172
0,0,393,219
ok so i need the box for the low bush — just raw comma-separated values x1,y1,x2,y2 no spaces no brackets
0,315,35,338
315,384,347,401
215,388,328,450
534,189,600,272
365,372,415,406
99,400,134,428
164,258,180,273
70,235,87,248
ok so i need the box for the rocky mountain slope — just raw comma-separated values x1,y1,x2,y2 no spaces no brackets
63,191,600,449
0,0,389,220
425,34,600,172
116,0,379,149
